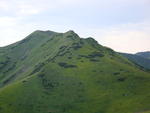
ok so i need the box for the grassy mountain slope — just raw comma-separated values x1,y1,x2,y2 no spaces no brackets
0,30,56,87
121,53,150,70
0,30,150,113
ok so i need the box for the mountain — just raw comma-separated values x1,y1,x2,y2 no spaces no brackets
0,30,150,113
121,53,150,70
136,51,150,59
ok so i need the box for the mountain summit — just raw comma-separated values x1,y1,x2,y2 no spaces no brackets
0,30,150,113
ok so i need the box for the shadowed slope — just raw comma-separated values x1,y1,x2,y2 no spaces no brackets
136,52,150,59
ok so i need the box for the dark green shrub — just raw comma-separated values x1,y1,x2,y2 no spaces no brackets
117,77,126,82
113,72,120,75
58,62,77,68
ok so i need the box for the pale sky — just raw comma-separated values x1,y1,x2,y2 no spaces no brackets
0,0,150,53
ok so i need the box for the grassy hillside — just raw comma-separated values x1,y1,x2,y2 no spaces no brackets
0,30,150,113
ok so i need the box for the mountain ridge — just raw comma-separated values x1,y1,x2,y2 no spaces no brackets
0,30,150,113
136,51,150,59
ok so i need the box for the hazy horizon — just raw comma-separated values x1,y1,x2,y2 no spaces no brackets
0,0,150,53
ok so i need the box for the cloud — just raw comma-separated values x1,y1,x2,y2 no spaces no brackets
1,0,149,16
101,30,150,53
0,0,42,16
18,4,40,15
0,1,9,10
86,21,150,53
0,17,17,27
0,0,149,53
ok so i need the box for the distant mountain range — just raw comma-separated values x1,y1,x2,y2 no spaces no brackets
0,30,149,113
136,51,150,59
121,52,150,70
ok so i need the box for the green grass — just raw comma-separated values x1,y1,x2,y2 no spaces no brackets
0,30,149,113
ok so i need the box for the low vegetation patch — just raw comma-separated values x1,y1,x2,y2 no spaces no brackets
30,63,45,75
113,72,120,75
117,77,126,82
58,62,77,68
